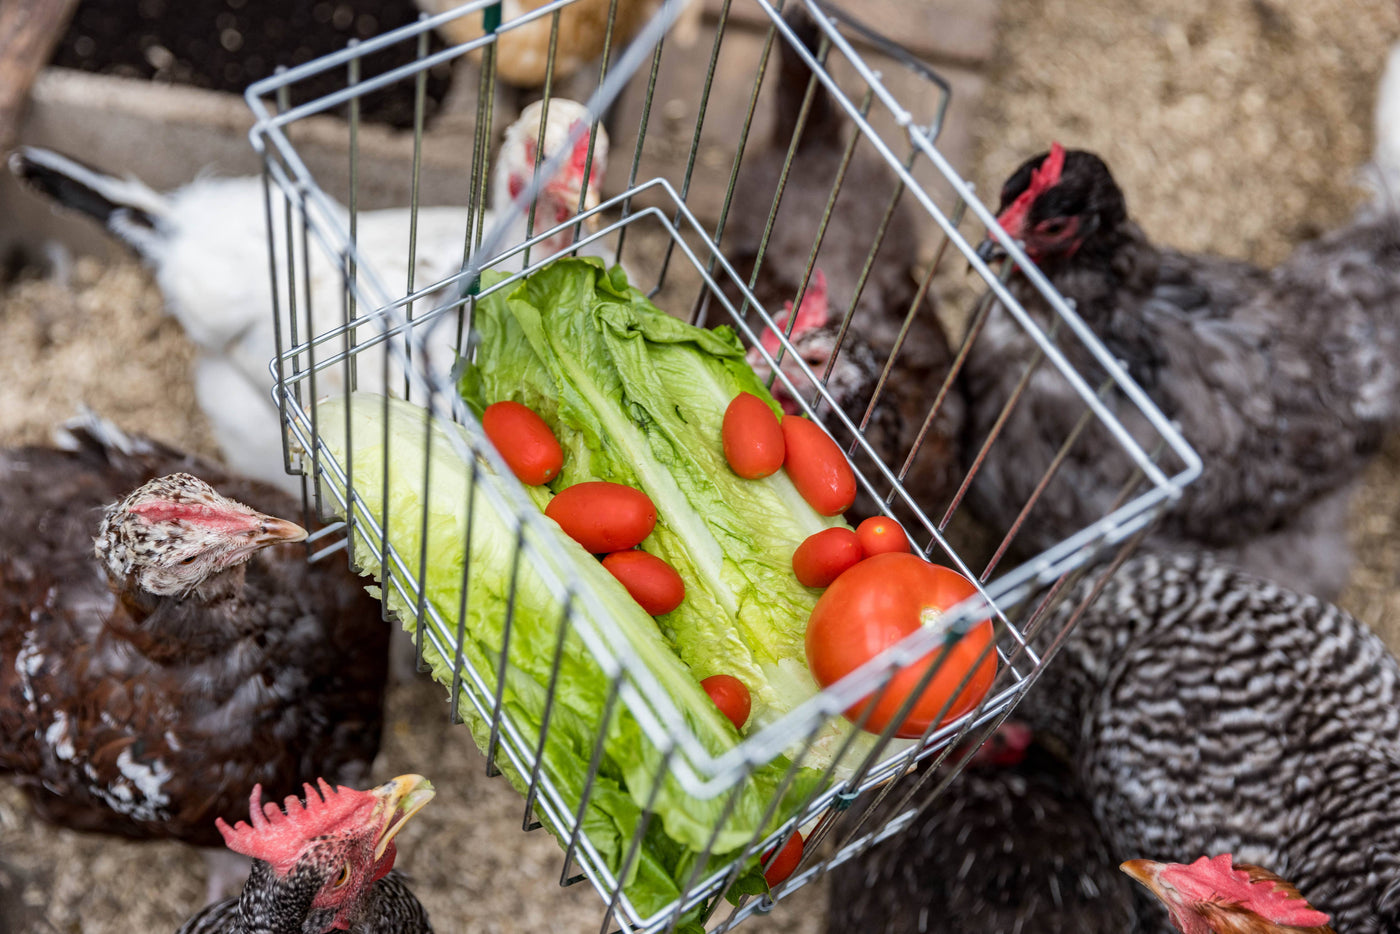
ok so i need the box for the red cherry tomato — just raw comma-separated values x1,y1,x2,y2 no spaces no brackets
481,401,564,486
722,392,786,479
856,516,910,556
791,527,863,588
781,416,857,517
602,550,685,616
700,675,751,731
805,553,998,738
545,482,657,553
762,831,804,888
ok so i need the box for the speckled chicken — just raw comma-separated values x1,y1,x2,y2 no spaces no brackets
1025,551,1400,932
728,5,963,518
1122,855,1337,934
963,45,1400,600
176,774,435,934
826,723,1138,934
0,414,388,866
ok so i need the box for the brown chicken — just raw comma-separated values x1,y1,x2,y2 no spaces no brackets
1122,855,1337,934
0,414,388,874
176,774,435,934
727,5,963,521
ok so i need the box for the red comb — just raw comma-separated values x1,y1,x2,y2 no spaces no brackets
216,780,378,875
760,269,829,358
1162,855,1331,926
994,142,1067,240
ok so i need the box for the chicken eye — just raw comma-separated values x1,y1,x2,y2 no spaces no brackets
178,555,199,566
333,863,351,888
1036,217,1069,236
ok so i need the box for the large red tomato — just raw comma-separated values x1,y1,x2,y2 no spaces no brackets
805,553,997,738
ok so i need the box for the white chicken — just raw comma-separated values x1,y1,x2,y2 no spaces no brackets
10,99,617,492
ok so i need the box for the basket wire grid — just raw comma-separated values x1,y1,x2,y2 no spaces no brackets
245,1,1202,930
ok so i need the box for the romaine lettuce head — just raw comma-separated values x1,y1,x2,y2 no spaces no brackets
311,392,818,917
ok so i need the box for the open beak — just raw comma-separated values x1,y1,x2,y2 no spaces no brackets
1120,859,1164,888
371,774,436,860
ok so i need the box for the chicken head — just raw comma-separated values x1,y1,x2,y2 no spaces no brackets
94,472,307,597
1121,855,1336,934
215,775,435,931
497,98,610,255
977,142,1128,267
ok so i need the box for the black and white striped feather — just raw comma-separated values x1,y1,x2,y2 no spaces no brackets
176,869,431,934
1029,551,1400,933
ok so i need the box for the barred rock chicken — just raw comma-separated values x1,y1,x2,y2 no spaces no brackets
177,774,435,934
1122,855,1336,934
826,722,1138,934
728,5,963,518
962,44,1400,599
1026,551,1400,933
0,413,388,896
9,98,613,493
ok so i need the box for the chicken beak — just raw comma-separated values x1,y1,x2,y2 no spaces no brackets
246,514,309,547
371,774,436,861
1120,859,1165,889
974,236,1005,265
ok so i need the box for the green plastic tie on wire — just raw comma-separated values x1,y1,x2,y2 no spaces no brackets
483,2,502,33
833,790,859,811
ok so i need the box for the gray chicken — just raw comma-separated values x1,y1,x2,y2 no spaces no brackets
826,723,1139,934
1024,550,1400,933
962,45,1400,599
725,5,963,521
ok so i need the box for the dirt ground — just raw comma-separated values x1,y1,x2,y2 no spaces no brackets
2,0,1399,931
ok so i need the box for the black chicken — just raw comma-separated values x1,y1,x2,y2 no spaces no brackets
176,774,435,934
826,722,1138,934
724,5,963,520
963,43,1400,599
1025,550,1400,933
0,413,388,894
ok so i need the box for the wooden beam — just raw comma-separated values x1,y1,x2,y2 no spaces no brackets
0,0,80,150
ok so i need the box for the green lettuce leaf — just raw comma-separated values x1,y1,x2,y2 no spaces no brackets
459,258,850,740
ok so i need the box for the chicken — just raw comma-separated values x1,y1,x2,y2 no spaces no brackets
416,0,700,88
962,44,1400,599
1024,550,1400,933
176,774,435,934
727,5,963,519
8,98,614,493
0,412,388,892
1121,855,1336,934
826,722,1138,934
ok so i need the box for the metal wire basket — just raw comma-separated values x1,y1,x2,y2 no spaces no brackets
244,1,1201,931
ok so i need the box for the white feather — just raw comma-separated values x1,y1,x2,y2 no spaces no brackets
18,100,626,493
